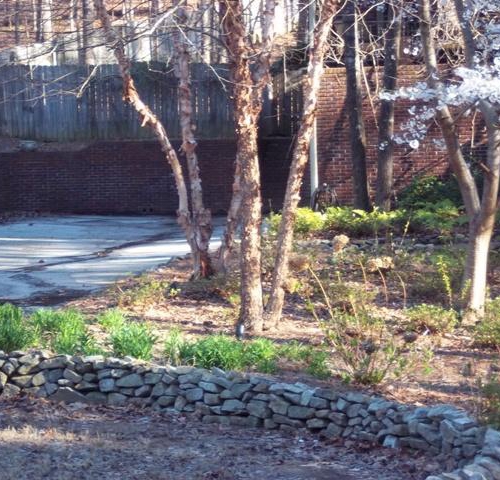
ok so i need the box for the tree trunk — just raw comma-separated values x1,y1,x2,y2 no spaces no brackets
220,0,276,333
94,0,208,279
375,3,401,211
343,0,370,211
419,0,500,323
264,0,339,330
79,0,93,65
218,155,242,273
173,4,214,279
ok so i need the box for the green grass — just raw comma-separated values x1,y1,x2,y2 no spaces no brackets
0,303,36,352
110,322,158,360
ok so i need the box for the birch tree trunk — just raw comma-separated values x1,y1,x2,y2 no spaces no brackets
173,3,214,278
93,0,210,279
264,0,339,330
375,2,401,211
343,0,370,211
220,0,276,333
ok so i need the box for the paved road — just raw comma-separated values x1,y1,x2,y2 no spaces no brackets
0,215,223,305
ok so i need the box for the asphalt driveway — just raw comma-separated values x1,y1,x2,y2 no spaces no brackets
0,215,223,305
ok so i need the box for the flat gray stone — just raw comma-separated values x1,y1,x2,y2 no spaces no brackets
50,387,87,403
221,399,246,413
269,398,290,415
185,388,204,403
134,385,152,398
63,369,82,383
288,406,315,420
31,371,47,387
108,393,128,406
39,356,69,370
99,378,116,393
246,400,272,419
116,373,144,388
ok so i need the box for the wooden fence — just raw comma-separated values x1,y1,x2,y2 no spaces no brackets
0,63,302,142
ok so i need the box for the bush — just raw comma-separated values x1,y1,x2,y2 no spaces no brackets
480,376,500,427
111,322,158,360
0,303,36,352
398,175,462,210
164,327,191,366
267,208,324,236
409,200,464,235
406,304,457,334
474,298,500,348
48,310,97,355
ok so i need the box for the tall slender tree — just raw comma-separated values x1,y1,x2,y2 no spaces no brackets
264,0,341,330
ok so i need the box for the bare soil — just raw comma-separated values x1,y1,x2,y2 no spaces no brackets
0,396,439,480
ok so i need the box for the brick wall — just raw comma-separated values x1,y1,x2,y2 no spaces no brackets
0,64,487,215
317,65,486,203
0,138,293,215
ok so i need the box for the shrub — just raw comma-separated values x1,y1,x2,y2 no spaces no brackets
116,275,169,307
0,303,36,352
48,310,97,355
266,208,324,236
406,304,457,334
409,200,464,235
110,322,158,360
480,376,500,427
164,327,191,366
97,309,127,331
474,298,500,348
398,175,462,210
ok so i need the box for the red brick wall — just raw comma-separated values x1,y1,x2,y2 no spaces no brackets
317,65,486,203
0,138,293,215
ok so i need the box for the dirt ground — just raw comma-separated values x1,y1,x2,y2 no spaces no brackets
0,396,440,480
63,252,498,416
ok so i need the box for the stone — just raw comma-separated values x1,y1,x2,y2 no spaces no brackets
462,443,479,458
50,387,87,403
314,388,338,401
336,398,350,412
322,423,343,438
174,396,187,411
417,423,442,446
108,393,128,406
151,383,166,397
346,403,363,418
185,388,204,403
328,412,348,426
269,398,290,415
74,381,98,392
178,372,203,384
221,399,246,413
229,416,261,428
202,415,231,426
383,435,400,448
155,396,176,407
462,464,496,480
2,383,21,397
1,362,16,376
309,396,328,409
272,414,304,428
116,374,144,388
264,419,278,429
408,438,430,451
441,419,461,444
85,392,107,403
288,406,315,420
31,371,47,387
18,353,41,365
58,379,74,387
39,356,69,370
134,385,152,398
306,418,327,429
161,374,176,385
47,369,64,382
144,372,162,385
44,383,58,396
345,392,371,404
300,390,314,406
391,424,409,436
63,369,82,383
483,429,500,461
99,378,116,393
0,371,7,387
203,393,220,406
199,381,220,393
220,389,236,399
475,456,500,480
283,392,301,404
246,401,272,419
231,383,253,398
11,375,33,388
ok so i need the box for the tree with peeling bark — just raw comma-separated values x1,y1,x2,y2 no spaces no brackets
219,0,278,333
397,0,500,323
93,0,214,279
264,0,341,330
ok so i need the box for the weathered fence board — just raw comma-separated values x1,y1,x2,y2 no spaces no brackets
0,63,301,141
